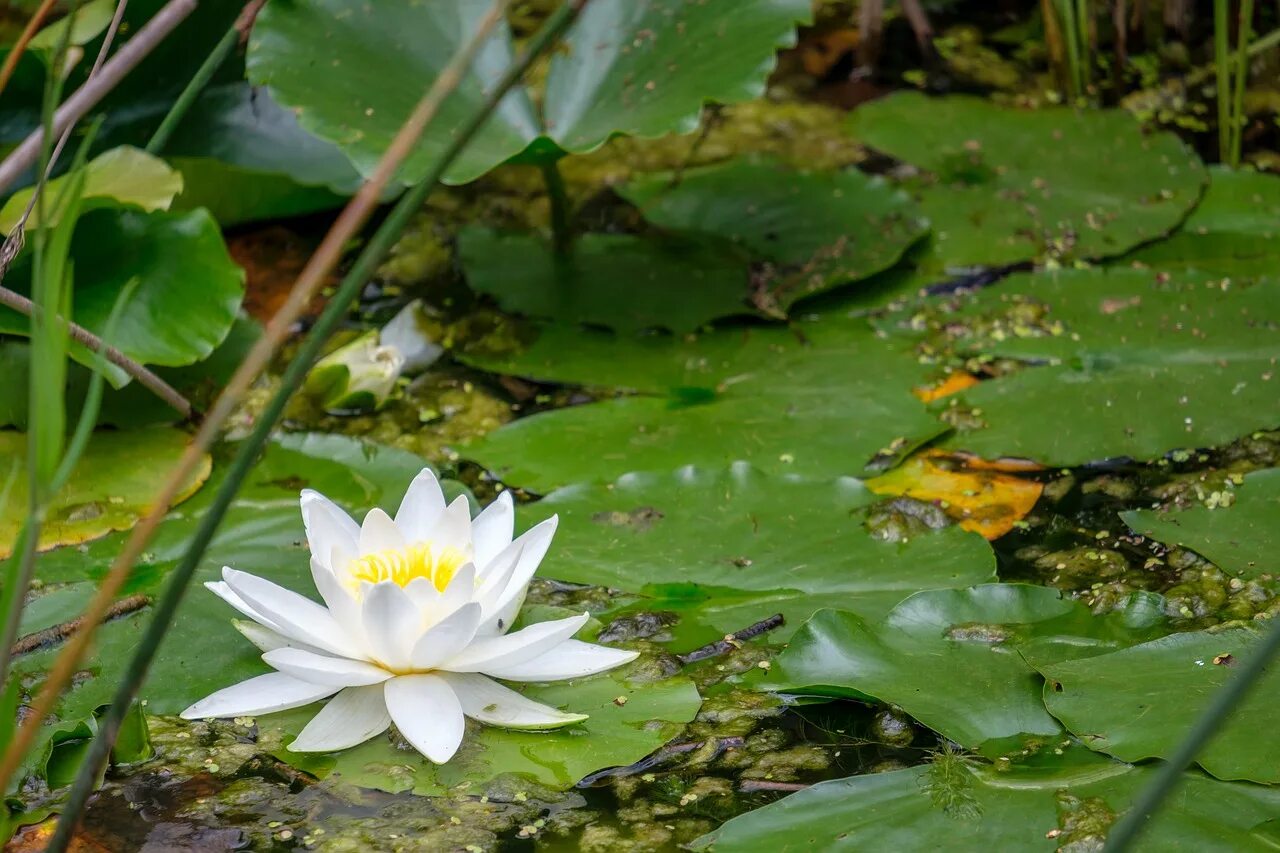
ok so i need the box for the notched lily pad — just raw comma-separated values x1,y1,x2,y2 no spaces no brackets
764,585,1166,754
849,92,1206,272
1036,626,1280,783
521,464,994,647
620,158,927,314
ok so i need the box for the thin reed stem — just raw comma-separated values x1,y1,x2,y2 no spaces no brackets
540,158,573,255
145,0,268,155
1228,0,1255,166
1103,615,1280,850
46,5,589,845
0,0,58,100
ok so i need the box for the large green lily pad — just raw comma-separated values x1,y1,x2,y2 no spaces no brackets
523,465,994,647
693,752,1280,851
466,321,945,491
893,266,1280,467
458,229,752,332
269,671,701,795
1128,167,1280,277
1121,468,1280,578
848,92,1206,272
619,159,927,313
764,585,1166,753
1037,627,1280,783
247,0,809,185
0,209,245,384
0,427,210,559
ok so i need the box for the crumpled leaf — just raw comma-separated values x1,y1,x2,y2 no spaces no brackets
866,450,1044,539
0,427,210,559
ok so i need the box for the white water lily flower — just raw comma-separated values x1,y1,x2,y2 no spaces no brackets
181,469,637,763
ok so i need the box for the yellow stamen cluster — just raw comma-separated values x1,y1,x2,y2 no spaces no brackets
347,542,468,592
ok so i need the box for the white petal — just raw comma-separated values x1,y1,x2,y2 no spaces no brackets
409,602,481,670
474,539,523,604
181,672,335,719
222,568,355,657
206,580,284,634
262,647,392,687
361,581,421,671
442,672,587,729
232,619,322,654
394,468,447,541
472,491,514,568
477,517,557,635
312,556,367,641
430,563,477,624
442,613,589,673
483,640,638,682
384,674,465,764
427,495,472,552
403,576,442,610
288,685,392,752
300,489,359,570
358,507,405,554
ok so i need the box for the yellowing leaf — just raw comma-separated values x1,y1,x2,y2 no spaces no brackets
912,370,979,403
867,450,1043,539
0,428,211,558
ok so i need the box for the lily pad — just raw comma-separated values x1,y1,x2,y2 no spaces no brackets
0,146,182,232
458,229,752,332
764,585,1166,753
0,427,210,559
1128,167,1280,276
1037,627,1280,783
0,209,245,384
247,0,809,185
269,671,701,794
693,752,1280,851
619,159,927,313
160,84,362,225
848,92,1206,272
1121,468,1280,578
466,322,945,491
521,464,994,647
894,266,1280,467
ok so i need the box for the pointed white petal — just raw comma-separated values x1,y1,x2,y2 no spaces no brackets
394,468,446,541
222,568,355,657
361,581,421,671
181,672,335,719
312,555,363,630
427,495,472,552
300,489,359,570
442,613,589,673
474,539,522,604
262,647,392,687
232,620,322,654
288,685,392,752
206,580,284,634
477,517,557,635
428,563,477,625
409,603,481,670
483,640,638,682
442,672,587,729
384,674,465,764
358,507,405,555
472,491,514,568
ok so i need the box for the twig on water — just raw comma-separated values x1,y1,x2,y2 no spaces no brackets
8,594,150,658
677,614,785,665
